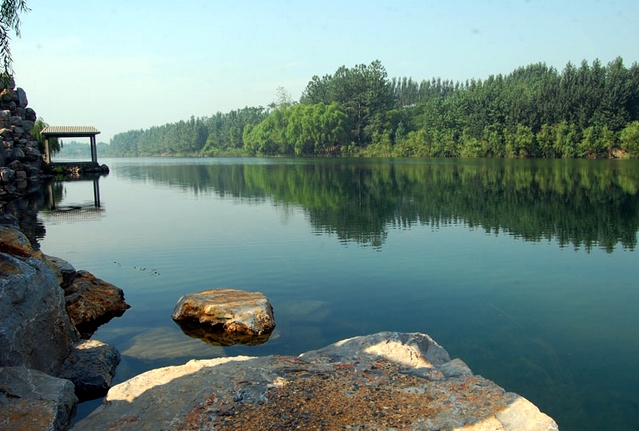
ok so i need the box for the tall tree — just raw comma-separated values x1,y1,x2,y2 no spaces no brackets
301,60,394,146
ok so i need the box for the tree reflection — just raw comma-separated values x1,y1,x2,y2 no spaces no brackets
126,159,639,252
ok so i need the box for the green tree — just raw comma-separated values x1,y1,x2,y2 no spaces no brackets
30,117,61,155
619,121,639,157
0,0,29,77
578,124,606,158
301,60,394,146
536,124,555,158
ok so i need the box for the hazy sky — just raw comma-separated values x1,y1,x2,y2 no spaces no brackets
12,0,639,143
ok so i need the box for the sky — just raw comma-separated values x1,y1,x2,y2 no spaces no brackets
11,0,639,144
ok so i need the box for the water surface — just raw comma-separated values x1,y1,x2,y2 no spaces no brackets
38,158,639,430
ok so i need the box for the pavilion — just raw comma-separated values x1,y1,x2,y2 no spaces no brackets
40,126,101,164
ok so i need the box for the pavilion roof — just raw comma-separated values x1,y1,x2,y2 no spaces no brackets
41,126,101,137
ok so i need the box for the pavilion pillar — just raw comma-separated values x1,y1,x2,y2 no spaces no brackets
44,138,51,164
90,136,97,163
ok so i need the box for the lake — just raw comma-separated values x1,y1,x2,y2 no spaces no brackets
37,157,639,430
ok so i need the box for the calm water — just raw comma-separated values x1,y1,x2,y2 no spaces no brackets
37,158,639,430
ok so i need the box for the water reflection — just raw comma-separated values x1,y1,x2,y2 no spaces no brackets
173,319,273,346
40,176,106,224
117,159,639,252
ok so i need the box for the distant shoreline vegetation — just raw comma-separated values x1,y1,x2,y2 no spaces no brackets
105,58,639,159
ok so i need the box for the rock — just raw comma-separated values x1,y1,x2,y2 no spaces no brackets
24,107,36,121
1,88,18,102
0,252,77,375
16,87,28,108
73,332,558,431
0,110,10,128
171,288,275,346
0,366,78,431
0,225,42,258
59,340,121,401
64,270,130,338
44,254,77,290
21,120,34,133
7,147,24,162
0,166,14,182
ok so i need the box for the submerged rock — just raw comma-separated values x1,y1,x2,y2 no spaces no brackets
171,288,275,346
73,332,559,430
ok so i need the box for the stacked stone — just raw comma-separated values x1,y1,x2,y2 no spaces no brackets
0,76,43,198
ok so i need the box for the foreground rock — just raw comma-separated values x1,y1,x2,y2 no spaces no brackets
73,332,558,430
0,251,77,376
0,366,77,431
171,288,275,346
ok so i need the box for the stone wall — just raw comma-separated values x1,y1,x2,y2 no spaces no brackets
0,77,45,200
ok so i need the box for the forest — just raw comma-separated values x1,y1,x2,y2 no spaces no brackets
105,58,639,159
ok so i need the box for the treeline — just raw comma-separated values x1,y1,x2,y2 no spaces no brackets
107,107,268,156
106,57,639,158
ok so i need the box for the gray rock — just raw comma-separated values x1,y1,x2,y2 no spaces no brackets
0,110,11,128
73,332,558,431
59,340,121,401
0,167,14,182
24,107,36,121
172,288,275,346
44,254,77,289
0,366,78,431
16,88,28,108
7,147,24,162
21,120,34,133
0,253,78,375
0,89,17,102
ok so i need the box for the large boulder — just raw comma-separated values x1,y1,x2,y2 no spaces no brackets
72,332,558,430
0,252,77,375
0,366,77,431
171,288,275,346
64,270,130,338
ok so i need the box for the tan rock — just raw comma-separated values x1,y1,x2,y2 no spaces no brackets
65,270,130,338
171,288,275,346
0,225,42,259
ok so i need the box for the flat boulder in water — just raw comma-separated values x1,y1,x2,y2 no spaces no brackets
171,288,275,346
